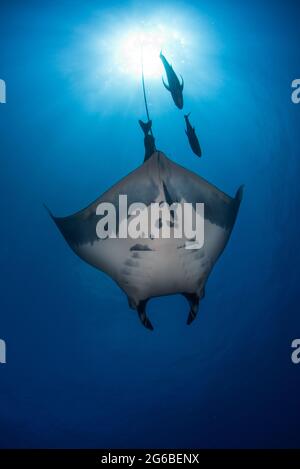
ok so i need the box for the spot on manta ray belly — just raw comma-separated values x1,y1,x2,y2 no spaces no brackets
48,151,243,330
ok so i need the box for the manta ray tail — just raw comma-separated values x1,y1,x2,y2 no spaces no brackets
183,293,200,325
137,300,153,331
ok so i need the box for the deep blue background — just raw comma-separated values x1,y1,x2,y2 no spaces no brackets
0,0,300,448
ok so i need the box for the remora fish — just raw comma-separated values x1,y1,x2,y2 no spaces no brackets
160,52,184,109
184,113,202,157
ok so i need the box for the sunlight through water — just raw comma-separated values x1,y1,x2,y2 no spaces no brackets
62,6,221,113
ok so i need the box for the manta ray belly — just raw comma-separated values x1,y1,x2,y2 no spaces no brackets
69,214,230,304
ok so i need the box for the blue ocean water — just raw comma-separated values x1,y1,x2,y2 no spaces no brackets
0,0,300,448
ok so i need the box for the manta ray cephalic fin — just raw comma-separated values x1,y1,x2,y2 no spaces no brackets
137,300,153,331
183,292,200,325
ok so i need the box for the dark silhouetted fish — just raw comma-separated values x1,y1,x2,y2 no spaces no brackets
139,119,152,135
160,52,184,109
184,113,202,157
139,119,156,162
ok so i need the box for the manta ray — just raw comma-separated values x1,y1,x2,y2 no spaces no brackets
48,151,243,330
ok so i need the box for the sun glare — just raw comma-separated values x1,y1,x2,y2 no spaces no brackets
113,23,187,79
63,7,220,113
